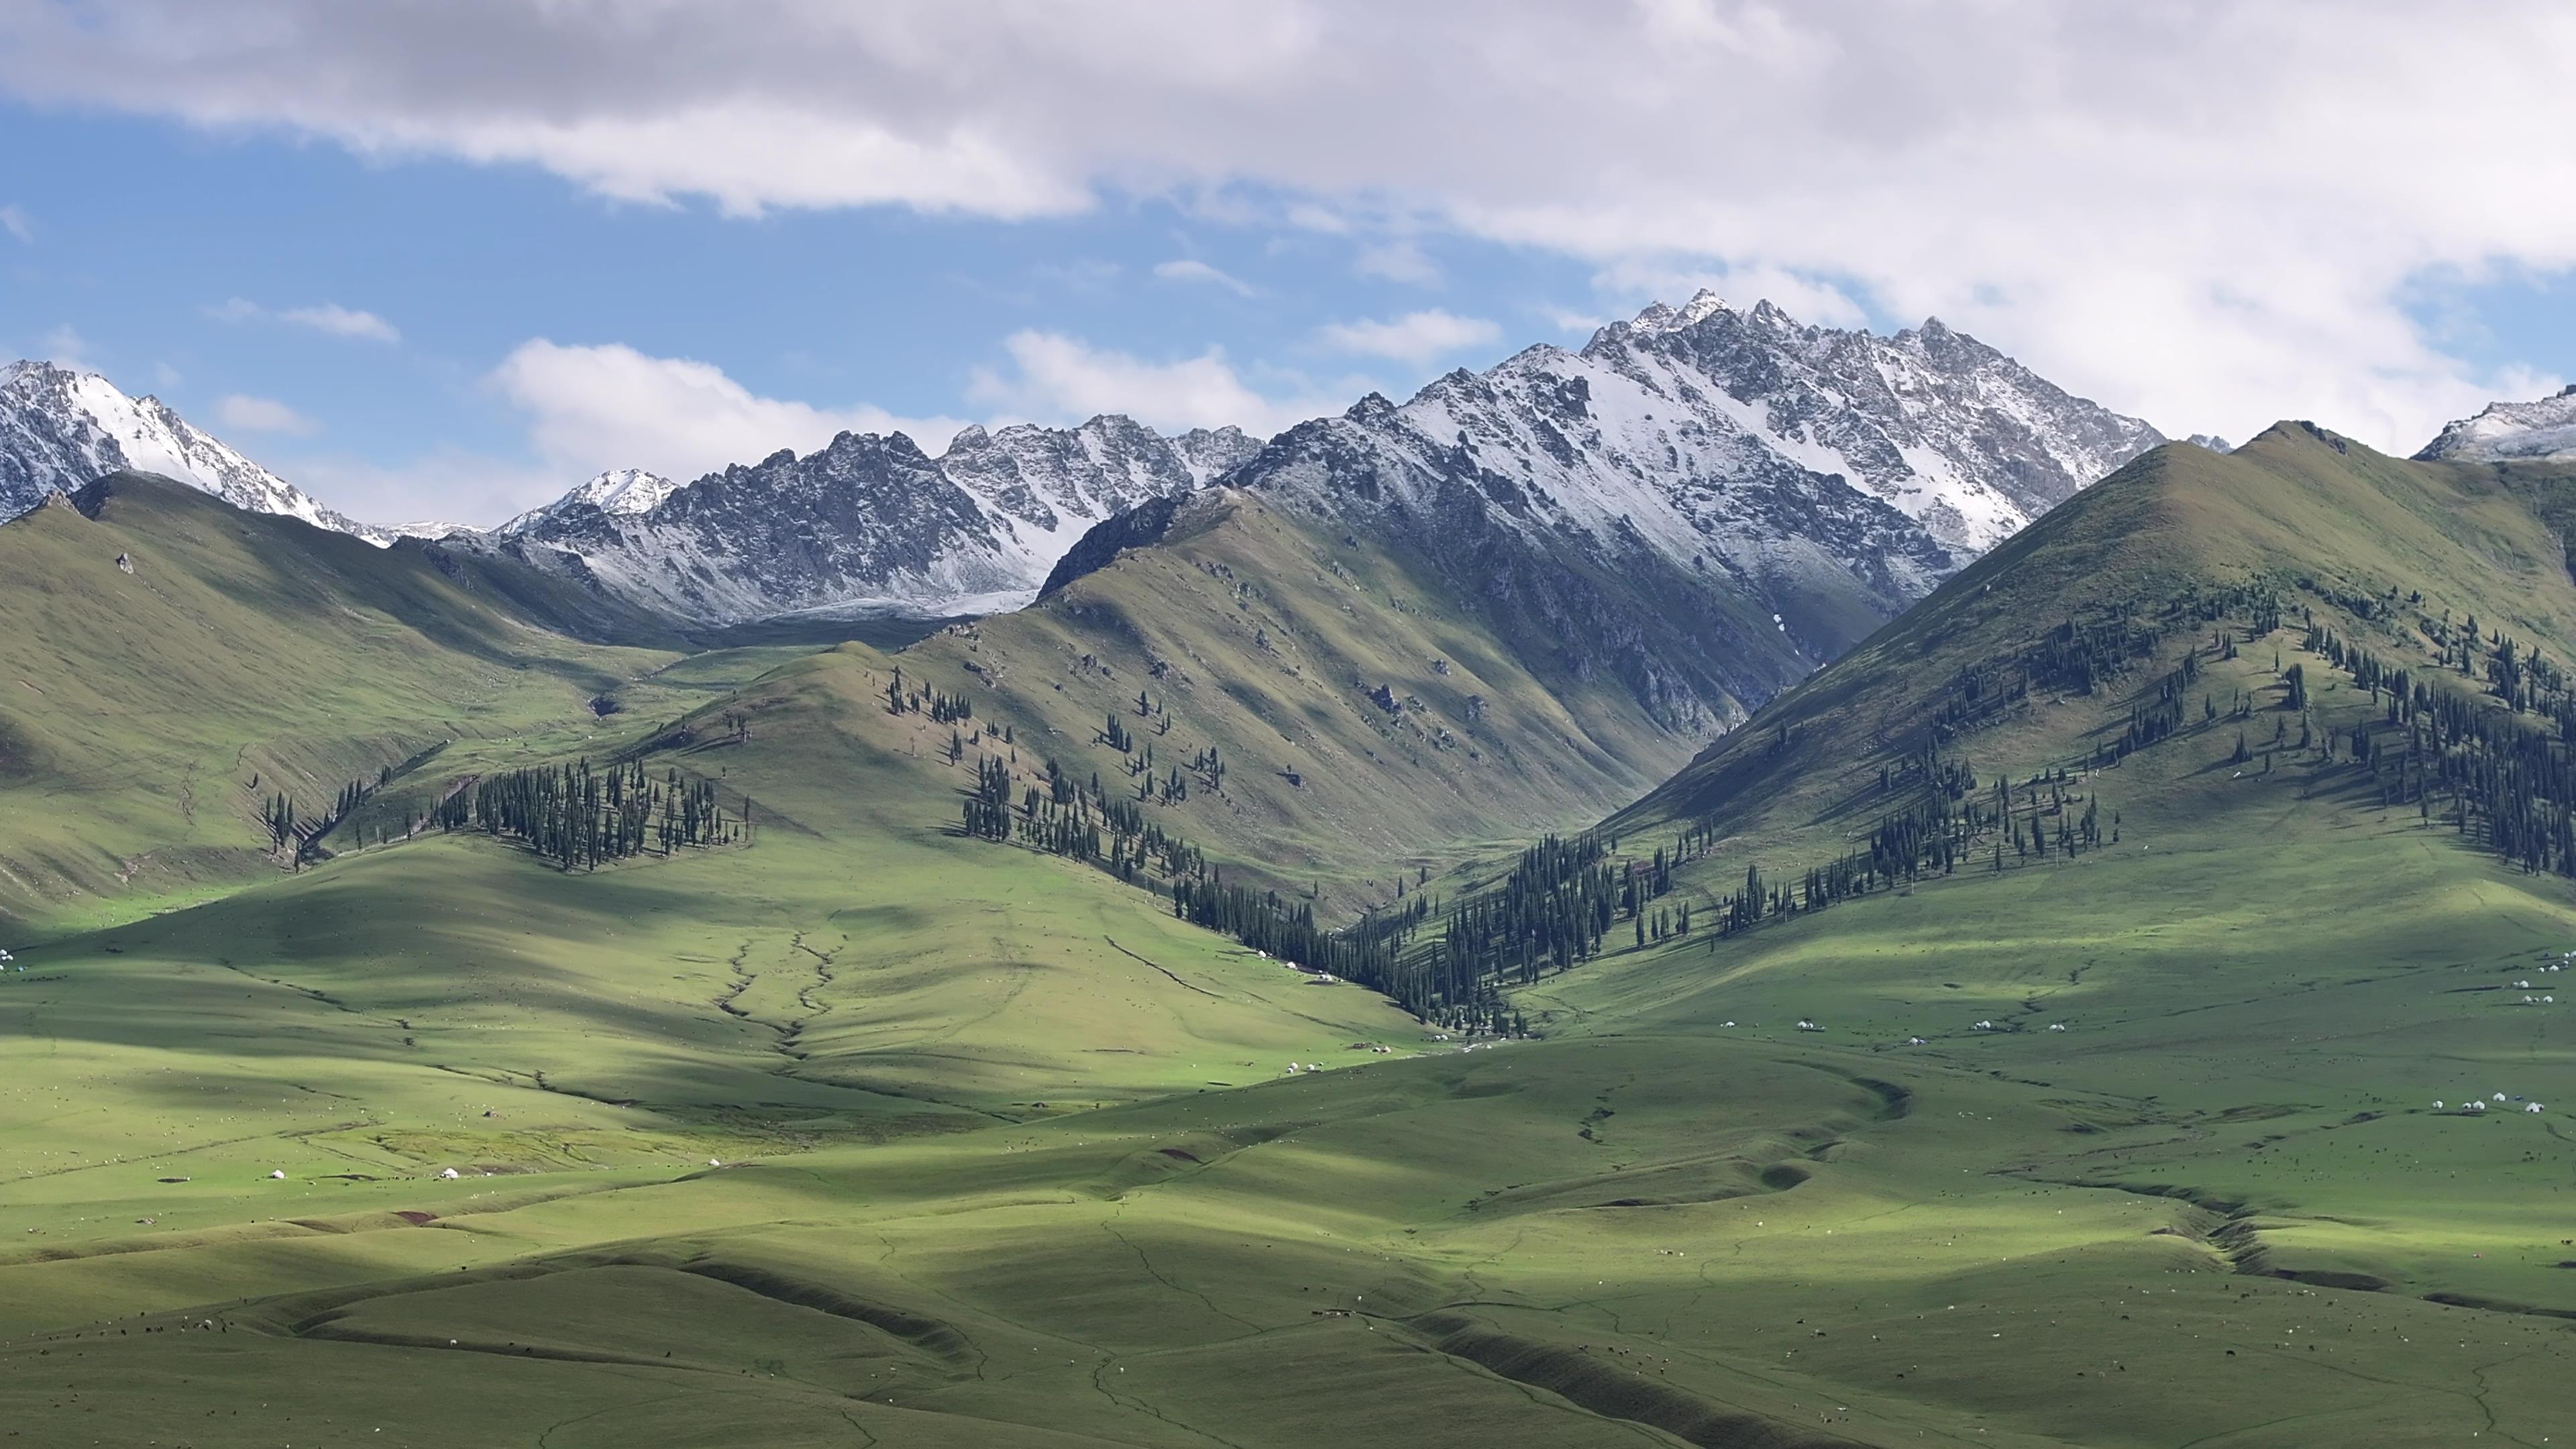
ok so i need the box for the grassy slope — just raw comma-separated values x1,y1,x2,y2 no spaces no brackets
8,439,2576,1444
0,473,703,928
1453,427,2576,1432
896,487,1719,907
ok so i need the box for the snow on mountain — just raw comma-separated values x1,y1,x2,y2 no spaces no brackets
383,520,480,542
1591,293,2161,552
464,297,2153,631
1170,425,1263,484
1234,292,2157,608
2416,384,2576,464
1160,294,2161,731
476,414,1253,623
497,468,679,535
0,360,387,541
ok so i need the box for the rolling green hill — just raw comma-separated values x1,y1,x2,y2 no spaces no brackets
1439,425,2576,1407
0,472,716,927
9,435,2576,1445
894,485,1752,904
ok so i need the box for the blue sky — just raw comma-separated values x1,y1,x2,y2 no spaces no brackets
0,103,1631,523
3,3,2571,527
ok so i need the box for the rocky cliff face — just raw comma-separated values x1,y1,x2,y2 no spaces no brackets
471,413,1253,623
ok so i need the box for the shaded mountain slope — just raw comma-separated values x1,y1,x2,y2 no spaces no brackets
0,472,694,925
1612,423,2576,855
892,486,1744,895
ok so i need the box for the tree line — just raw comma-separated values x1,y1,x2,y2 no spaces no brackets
430,758,747,870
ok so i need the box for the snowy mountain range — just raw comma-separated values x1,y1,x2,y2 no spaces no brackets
2416,384,2576,464
1228,291,2160,600
468,295,2159,626
7,299,2167,629
0,360,389,540
1022,294,2158,731
455,415,1263,622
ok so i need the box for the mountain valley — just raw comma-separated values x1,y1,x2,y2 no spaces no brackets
7,317,2576,1446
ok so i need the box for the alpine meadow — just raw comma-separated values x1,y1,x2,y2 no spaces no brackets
6,8,2576,1446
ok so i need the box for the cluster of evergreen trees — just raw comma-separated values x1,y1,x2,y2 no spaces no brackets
1384,833,1692,1028
431,759,745,870
1697,749,2110,941
885,666,974,724
963,751,1207,885
2306,618,2576,877
1171,877,1432,1004
1423,834,1621,991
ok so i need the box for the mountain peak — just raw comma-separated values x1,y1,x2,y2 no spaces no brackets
2417,383,2576,464
1627,288,1732,335
0,360,385,542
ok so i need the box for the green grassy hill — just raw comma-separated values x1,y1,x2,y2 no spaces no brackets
9,437,2576,1445
1614,423,2576,853
894,486,1759,905
0,472,712,927
1408,425,2576,1430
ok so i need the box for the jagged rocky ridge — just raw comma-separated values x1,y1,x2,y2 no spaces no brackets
484,294,2155,627
2418,384,2576,464
0,360,392,540
466,415,1262,622
1033,296,2163,737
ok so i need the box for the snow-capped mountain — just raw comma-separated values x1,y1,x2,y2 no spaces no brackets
1170,425,1263,484
497,468,680,535
476,297,2153,629
472,414,1256,623
382,520,480,542
0,360,387,540
1030,296,2163,734
1223,291,2155,628
2416,384,2576,464
1582,293,2160,552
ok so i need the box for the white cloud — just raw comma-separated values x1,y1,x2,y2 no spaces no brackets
8,3,2576,447
280,303,400,342
207,297,400,342
39,325,91,368
1534,305,1606,335
1353,240,1440,287
1153,258,1260,297
489,339,969,484
1587,259,1868,331
268,447,569,531
968,331,1348,435
0,205,30,244
215,393,319,435
1313,309,1501,364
